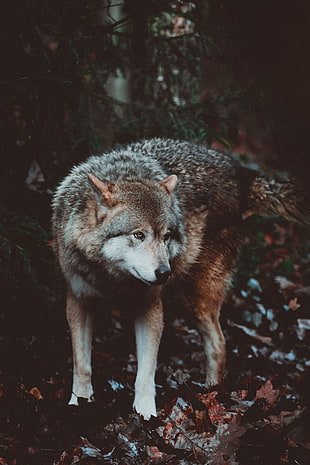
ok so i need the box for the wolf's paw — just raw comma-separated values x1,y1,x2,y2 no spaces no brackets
68,392,94,405
205,370,222,388
205,378,217,389
133,395,157,420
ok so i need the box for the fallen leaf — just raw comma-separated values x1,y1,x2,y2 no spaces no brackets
199,392,227,424
274,276,295,290
80,436,104,458
296,286,310,296
297,319,310,330
118,433,139,457
146,445,168,459
288,297,301,311
227,321,274,346
27,387,43,400
53,450,69,465
255,380,279,406
54,437,113,465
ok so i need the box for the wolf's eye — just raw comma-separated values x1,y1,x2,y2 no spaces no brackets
133,231,145,241
163,231,171,243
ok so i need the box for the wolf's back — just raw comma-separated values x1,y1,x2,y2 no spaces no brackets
52,137,309,227
248,175,310,224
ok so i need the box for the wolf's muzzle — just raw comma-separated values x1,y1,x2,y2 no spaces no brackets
155,265,171,285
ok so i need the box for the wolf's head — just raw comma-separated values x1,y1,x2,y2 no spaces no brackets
88,173,182,285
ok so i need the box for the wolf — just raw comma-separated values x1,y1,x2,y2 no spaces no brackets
52,138,309,420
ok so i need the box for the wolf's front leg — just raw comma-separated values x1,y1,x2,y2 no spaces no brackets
66,291,94,404
133,297,164,420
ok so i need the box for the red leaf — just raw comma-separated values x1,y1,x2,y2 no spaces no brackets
255,380,279,406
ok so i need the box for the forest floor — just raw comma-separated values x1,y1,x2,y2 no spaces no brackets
1,216,310,465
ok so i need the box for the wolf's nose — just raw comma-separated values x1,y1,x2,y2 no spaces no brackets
155,265,171,284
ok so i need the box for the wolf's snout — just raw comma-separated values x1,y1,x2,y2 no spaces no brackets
155,265,171,284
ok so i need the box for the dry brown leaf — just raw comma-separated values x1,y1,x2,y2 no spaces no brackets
288,297,301,311
27,387,43,400
255,380,279,406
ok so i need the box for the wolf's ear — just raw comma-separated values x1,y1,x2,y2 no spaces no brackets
88,173,116,206
159,174,178,195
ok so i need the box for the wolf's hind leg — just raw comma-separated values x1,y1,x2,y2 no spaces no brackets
66,291,94,404
195,303,226,387
133,296,164,420
190,272,227,387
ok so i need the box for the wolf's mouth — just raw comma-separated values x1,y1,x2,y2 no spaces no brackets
133,269,154,286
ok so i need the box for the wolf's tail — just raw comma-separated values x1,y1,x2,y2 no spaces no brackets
248,175,310,224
